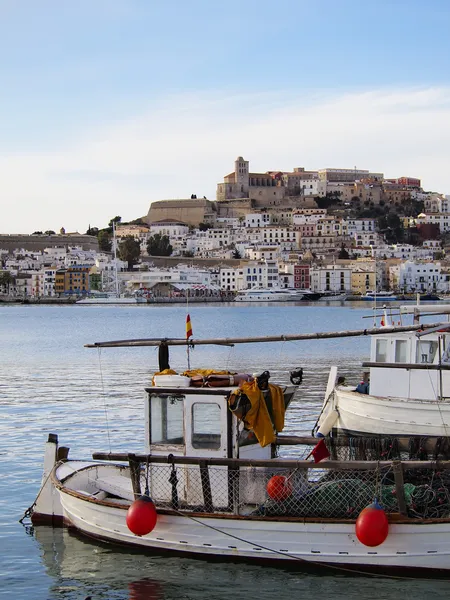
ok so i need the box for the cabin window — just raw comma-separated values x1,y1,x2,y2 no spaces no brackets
395,340,408,363
191,403,221,450
416,341,438,364
375,339,388,362
150,394,184,445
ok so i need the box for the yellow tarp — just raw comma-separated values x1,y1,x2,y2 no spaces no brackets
232,380,285,447
181,369,233,378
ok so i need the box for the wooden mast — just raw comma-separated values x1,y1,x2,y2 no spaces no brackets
84,321,444,349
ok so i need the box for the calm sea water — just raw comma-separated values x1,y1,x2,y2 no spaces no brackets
1,302,450,599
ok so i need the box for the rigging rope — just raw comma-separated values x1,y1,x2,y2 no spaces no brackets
97,347,112,454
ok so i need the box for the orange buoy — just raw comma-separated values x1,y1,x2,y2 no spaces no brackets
267,475,292,501
126,495,158,536
355,499,389,547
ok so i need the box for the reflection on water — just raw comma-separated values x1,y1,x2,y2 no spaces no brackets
31,525,450,600
2,304,450,598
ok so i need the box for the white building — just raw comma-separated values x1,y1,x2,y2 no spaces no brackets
292,210,327,226
416,213,450,233
126,266,213,293
394,261,442,293
244,245,281,261
244,213,273,228
310,265,352,292
219,267,246,291
242,260,280,289
423,195,450,214
300,178,327,197
346,219,377,235
371,243,438,260
43,268,57,297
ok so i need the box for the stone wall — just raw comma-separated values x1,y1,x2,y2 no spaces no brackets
146,199,216,227
0,234,99,253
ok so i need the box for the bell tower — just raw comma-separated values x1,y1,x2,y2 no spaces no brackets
234,156,249,195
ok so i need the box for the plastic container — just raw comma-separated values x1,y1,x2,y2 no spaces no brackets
153,375,191,388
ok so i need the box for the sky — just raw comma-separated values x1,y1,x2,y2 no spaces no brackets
1,0,450,234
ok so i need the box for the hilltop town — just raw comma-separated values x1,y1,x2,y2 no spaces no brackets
1,156,449,300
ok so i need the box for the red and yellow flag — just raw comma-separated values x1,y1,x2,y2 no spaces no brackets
186,313,193,339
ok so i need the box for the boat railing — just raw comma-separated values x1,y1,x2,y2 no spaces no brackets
92,450,450,521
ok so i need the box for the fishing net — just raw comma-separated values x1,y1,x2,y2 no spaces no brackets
141,458,450,520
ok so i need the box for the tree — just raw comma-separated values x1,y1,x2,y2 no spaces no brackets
118,236,141,269
108,216,122,228
86,226,99,236
97,230,112,252
0,271,15,295
44,230,56,235
232,248,242,259
147,234,173,257
338,244,349,259
32,231,43,235
198,222,211,231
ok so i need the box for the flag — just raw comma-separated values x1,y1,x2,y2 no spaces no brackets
311,439,330,463
186,313,193,339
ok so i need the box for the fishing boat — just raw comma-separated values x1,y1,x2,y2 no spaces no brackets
315,305,450,439
27,320,450,574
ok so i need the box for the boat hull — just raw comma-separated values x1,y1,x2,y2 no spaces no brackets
332,387,450,437
57,487,450,570
77,297,138,304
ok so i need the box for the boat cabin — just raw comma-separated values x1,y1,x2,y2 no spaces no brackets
144,379,296,510
368,330,450,400
145,382,296,460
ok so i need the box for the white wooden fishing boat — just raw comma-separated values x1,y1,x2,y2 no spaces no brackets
27,323,450,574
316,305,450,438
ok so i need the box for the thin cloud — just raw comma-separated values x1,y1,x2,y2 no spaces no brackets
1,86,449,233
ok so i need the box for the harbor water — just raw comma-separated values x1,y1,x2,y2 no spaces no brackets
1,302,450,599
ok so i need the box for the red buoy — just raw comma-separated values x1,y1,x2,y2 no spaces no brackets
267,475,292,501
355,499,389,547
126,495,158,536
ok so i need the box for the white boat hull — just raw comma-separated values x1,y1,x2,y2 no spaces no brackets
57,485,450,570
332,387,450,437
44,462,450,571
77,297,138,304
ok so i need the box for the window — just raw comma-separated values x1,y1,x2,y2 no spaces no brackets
150,395,184,445
416,341,438,364
395,340,408,363
375,339,388,362
192,403,221,449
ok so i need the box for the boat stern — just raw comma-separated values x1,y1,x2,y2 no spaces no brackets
31,434,65,525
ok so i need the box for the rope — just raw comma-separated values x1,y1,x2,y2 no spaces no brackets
167,504,430,580
97,348,112,453
19,469,54,523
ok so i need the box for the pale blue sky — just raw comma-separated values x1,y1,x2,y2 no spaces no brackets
1,0,450,233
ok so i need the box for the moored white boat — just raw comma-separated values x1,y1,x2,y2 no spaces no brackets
316,305,450,438
27,322,450,574
77,293,139,304
360,290,398,301
235,287,304,302
318,292,347,301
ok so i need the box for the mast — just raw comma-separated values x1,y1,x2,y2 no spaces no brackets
84,321,446,348
112,221,120,297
